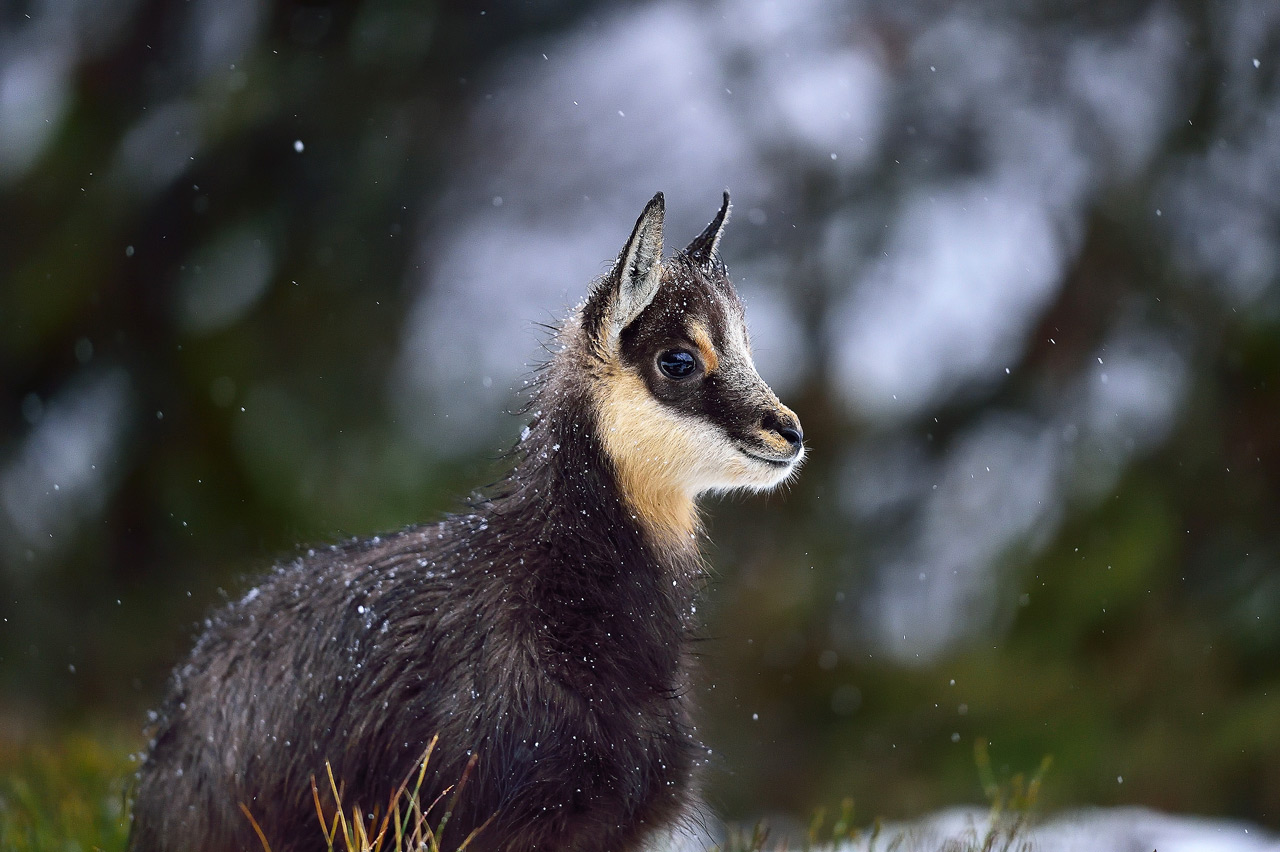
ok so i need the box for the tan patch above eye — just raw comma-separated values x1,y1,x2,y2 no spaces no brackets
688,322,719,373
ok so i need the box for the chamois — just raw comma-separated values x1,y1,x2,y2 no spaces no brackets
130,192,804,852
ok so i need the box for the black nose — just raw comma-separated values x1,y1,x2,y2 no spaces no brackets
762,410,803,449
777,425,803,446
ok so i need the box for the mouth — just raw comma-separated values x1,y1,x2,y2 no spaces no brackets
739,448,800,468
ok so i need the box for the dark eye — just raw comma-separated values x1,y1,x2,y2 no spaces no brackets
657,349,699,380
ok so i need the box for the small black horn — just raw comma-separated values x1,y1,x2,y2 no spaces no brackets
684,190,731,266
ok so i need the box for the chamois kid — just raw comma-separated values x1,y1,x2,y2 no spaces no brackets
130,193,804,852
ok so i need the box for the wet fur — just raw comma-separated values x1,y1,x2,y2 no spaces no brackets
130,193,801,852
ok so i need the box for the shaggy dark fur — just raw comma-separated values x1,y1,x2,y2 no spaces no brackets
130,193,798,852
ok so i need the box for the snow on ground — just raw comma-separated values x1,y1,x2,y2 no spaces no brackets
838,806,1280,852
657,806,1279,852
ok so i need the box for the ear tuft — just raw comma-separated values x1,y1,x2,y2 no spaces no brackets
610,192,666,336
683,190,731,268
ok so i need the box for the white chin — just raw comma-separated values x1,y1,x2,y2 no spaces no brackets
676,429,804,497
730,448,803,492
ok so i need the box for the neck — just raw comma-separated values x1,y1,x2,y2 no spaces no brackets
467,378,700,691
608,467,700,551
447,359,709,704
491,371,703,582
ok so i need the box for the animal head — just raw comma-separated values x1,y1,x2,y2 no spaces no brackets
572,191,804,546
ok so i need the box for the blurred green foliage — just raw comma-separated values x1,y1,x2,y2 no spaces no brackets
0,732,132,851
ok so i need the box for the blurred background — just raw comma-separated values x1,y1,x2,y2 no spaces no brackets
2,0,1280,833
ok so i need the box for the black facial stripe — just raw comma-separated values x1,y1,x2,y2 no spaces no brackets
696,366,778,442
617,258,776,445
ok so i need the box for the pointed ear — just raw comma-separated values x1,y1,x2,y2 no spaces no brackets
610,191,666,335
684,190,730,267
